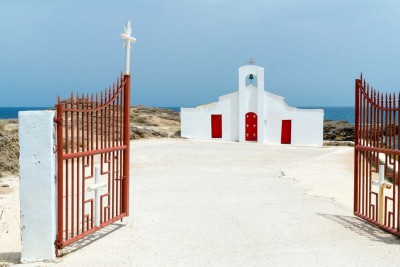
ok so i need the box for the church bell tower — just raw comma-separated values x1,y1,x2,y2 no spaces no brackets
238,59,265,143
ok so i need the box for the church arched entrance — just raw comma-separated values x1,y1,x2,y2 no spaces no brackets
245,112,257,141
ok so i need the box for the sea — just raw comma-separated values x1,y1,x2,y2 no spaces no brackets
0,106,355,124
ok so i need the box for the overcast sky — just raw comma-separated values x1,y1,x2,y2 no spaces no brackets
1,0,400,107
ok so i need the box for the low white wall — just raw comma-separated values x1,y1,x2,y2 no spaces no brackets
291,110,324,145
264,92,324,145
181,93,239,141
19,111,56,262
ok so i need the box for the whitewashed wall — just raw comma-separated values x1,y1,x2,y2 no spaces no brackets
19,111,57,262
181,92,239,141
264,92,324,145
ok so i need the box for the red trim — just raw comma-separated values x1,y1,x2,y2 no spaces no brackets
211,115,222,138
245,112,257,141
281,120,292,144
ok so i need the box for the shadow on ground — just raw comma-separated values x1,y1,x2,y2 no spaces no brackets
59,223,125,257
318,213,400,244
0,251,20,265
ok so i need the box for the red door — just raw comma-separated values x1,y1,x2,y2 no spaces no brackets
281,120,292,144
245,112,257,141
211,115,222,138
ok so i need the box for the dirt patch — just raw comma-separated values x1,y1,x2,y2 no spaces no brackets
130,106,180,139
0,122,19,177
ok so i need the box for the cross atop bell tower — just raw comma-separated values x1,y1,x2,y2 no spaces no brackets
247,58,255,65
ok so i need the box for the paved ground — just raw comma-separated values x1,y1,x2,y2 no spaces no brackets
6,139,400,266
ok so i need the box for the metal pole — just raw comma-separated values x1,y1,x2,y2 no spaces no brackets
354,78,360,213
123,75,130,215
55,99,64,254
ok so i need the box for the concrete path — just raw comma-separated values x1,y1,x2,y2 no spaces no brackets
17,139,400,266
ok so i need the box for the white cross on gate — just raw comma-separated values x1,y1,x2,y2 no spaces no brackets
120,21,137,75
372,165,392,224
87,167,107,227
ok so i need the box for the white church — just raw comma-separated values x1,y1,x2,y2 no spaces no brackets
180,61,324,145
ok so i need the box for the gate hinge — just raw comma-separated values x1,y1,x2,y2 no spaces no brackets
54,238,62,249
54,117,62,124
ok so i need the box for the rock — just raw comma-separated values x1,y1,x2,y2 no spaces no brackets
323,120,354,141
130,106,180,139
323,141,354,147
173,131,181,138
130,126,169,139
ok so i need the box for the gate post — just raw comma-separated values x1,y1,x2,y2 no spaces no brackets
354,78,360,213
55,98,63,254
121,20,135,216
123,74,131,215
19,111,57,262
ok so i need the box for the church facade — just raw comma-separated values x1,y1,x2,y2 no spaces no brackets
180,63,324,145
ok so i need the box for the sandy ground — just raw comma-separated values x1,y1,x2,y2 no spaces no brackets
4,139,400,266
0,176,20,265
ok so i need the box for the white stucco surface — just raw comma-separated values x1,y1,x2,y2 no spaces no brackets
181,93,239,141
181,64,324,145
19,111,56,262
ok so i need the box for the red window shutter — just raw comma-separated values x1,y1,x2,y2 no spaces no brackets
281,120,292,144
211,115,222,138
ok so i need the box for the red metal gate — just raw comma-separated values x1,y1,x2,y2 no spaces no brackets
246,112,257,141
54,73,130,254
354,74,400,236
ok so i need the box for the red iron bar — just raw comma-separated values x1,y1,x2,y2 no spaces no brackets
54,73,130,256
354,74,400,236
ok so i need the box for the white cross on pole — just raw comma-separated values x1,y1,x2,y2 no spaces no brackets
120,21,137,75
372,165,392,224
87,167,107,227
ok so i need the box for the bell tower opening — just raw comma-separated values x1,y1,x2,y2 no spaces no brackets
246,74,257,87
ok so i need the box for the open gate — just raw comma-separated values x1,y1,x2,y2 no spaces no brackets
54,73,130,254
354,74,400,236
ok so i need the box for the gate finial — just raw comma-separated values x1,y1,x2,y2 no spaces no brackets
120,21,137,75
